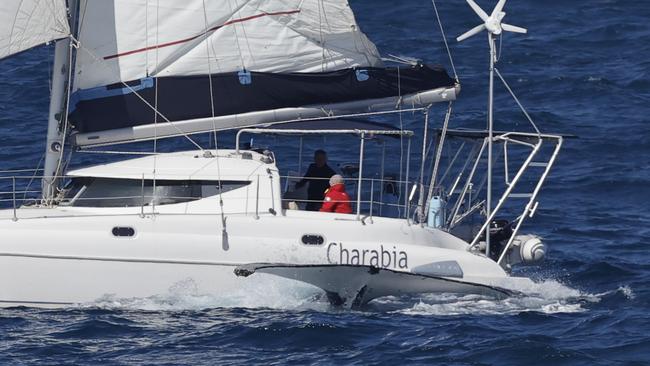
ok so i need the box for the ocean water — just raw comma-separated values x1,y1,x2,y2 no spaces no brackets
1,0,649,365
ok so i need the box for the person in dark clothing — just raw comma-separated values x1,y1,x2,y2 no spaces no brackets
295,150,336,211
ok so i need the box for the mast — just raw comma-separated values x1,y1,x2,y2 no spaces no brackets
42,40,70,203
486,33,495,257
42,0,79,204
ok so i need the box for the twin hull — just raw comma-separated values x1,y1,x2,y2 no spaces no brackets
0,209,509,308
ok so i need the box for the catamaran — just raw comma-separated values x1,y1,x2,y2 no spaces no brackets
0,0,563,308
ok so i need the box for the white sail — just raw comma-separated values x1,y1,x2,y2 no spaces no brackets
73,0,383,91
67,0,457,147
0,0,70,60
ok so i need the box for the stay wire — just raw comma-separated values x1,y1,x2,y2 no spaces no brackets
494,68,541,135
431,0,458,81
152,0,160,213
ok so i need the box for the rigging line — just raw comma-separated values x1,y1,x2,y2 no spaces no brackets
73,41,204,151
202,0,227,241
22,153,45,202
201,0,220,152
318,0,324,71
494,68,541,135
201,0,217,131
426,101,453,213
231,0,256,66
317,0,337,70
152,0,160,214
430,0,458,82
0,168,44,174
226,0,247,70
144,0,148,74
397,64,405,214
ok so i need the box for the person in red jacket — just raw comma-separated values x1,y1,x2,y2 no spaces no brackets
320,175,353,214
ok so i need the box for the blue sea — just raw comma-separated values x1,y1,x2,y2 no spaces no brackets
1,0,649,364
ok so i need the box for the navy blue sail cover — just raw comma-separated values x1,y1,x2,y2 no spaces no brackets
68,63,456,134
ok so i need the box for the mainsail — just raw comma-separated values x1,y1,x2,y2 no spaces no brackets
68,0,458,146
0,0,70,60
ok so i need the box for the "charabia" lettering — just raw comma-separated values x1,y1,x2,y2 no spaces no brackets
326,242,408,269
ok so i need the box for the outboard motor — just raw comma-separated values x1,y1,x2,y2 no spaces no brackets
507,234,546,266
477,221,546,267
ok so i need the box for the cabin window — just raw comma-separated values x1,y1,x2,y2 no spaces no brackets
112,227,135,237
62,178,250,207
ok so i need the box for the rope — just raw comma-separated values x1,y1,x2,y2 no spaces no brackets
431,0,458,81
202,0,228,248
226,0,247,70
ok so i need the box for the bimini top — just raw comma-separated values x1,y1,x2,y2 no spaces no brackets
66,149,273,181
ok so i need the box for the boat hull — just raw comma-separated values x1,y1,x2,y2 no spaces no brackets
0,209,511,308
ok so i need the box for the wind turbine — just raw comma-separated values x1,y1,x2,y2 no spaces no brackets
456,0,527,258
456,0,527,43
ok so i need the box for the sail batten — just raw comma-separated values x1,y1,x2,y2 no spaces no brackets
0,0,70,60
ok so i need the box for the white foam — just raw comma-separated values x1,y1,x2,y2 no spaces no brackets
81,276,328,312
79,275,634,315
388,279,603,316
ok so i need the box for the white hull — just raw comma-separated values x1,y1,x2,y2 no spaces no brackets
0,209,513,308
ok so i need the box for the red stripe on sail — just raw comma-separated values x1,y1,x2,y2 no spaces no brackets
103,9,301,60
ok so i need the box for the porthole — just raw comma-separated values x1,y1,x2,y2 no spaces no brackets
112,227,135,237
301,234,324,246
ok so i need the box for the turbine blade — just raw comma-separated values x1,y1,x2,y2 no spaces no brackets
502,23,528,34
492,0,507,17
466,0,489,21
457,24,486,42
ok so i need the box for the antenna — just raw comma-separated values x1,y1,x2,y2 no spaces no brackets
456,0,527,259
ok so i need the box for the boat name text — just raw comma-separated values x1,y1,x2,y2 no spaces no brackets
326,242,408,269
